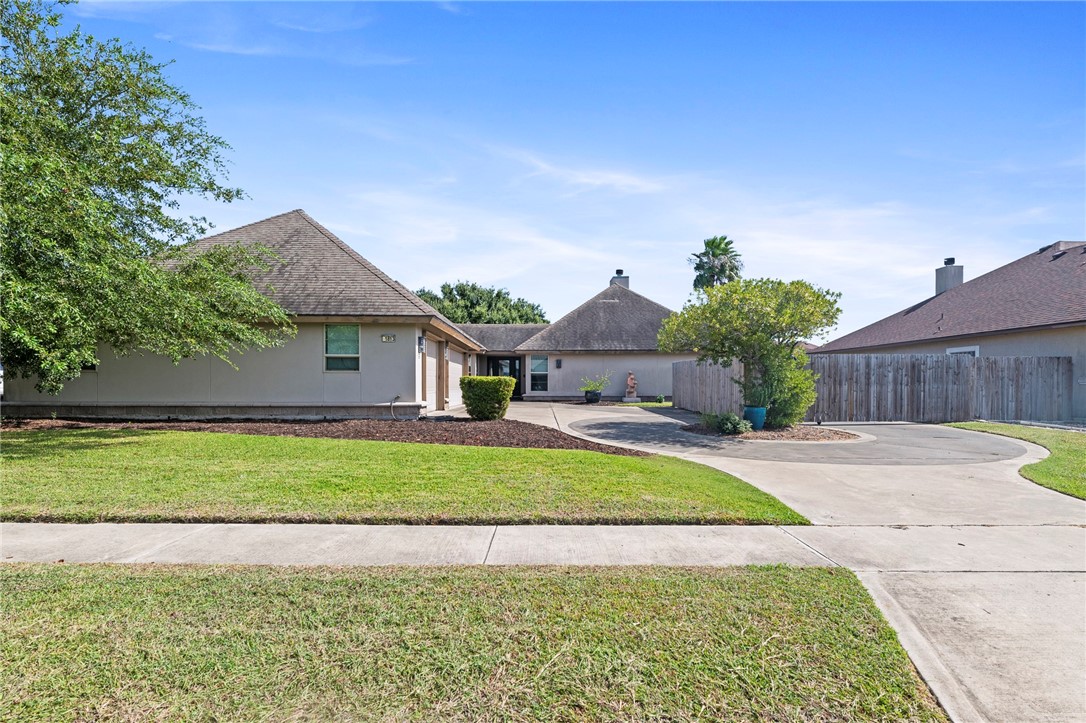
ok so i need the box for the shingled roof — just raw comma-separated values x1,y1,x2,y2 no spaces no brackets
192,210,481,349
515,284,673,352
817,241,1086,353
457,324,549,354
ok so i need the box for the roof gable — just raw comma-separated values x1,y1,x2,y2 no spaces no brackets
193,210,451,320
515,284,674,352
818,241,1086,352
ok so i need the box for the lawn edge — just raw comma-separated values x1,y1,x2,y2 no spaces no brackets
945,421,1085,501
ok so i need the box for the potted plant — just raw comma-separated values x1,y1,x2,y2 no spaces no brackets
740,378,772,431
578,371,612,404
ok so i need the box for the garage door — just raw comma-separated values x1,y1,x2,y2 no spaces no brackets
424,339,439,410
447,350,464,408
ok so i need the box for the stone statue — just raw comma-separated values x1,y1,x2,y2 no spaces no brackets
623,371,640,402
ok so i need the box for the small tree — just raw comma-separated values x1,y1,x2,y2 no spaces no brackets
658,278,841,427
690,235,743,290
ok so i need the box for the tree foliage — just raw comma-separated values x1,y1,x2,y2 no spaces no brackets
1,0,293,393
690,235,743,290
658,278,841,427
417,281,548,324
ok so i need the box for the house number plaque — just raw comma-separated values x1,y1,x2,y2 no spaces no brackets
381,334,396,343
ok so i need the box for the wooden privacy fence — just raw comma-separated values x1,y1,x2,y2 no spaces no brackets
672,354,1074,423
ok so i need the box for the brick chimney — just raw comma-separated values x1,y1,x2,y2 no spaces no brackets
610,269,629,288
935,257,963,295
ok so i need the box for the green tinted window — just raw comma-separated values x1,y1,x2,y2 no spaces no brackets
531,355,548,373
325,325,359,355
325,356,360,371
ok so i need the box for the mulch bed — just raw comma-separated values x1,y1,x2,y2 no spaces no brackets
2,417,650,457
683,424,858,442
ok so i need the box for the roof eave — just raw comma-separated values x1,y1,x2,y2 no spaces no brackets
814,319,1086,353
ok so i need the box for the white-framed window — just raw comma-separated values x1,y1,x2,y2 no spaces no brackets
325,324,360,371
946,345,979,358
530,355,548,392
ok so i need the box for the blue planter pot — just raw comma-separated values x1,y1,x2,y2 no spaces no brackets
743,406,767,431
584,391,602,404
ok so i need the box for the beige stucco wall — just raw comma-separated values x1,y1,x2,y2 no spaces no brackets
823,325,1086,420
5,322,422,407
520,352,697,399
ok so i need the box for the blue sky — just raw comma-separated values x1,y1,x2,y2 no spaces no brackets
72,1,1084,339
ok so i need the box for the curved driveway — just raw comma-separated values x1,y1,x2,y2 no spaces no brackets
566,414,1026,465
501,403,1079,526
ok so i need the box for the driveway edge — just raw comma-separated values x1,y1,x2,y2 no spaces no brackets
856,571,984,723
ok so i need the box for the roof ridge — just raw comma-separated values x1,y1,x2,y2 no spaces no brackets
197,209,306,244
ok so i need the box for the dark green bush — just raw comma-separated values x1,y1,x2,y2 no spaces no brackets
763,350,817,429
700,411,752,435
460,376,517,420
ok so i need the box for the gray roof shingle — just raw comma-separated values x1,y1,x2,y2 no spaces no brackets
514,284,674,352
817,241,1086,352
193,210,428,316
192,210,482,347
456,324,549,353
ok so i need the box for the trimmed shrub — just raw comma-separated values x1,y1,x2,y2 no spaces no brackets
764,350,817,429
701,412,752,435
460,376,517,420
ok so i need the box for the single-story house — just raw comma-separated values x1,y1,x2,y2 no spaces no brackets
4,210,484,419
814,241,1086,420
458,272,695,400
4,212,692,417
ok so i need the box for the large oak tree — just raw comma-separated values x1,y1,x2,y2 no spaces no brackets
1,0,292,393
417,281,548,324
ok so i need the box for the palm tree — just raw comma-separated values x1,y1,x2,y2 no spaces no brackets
691,235,743,290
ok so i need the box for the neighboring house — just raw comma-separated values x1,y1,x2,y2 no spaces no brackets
814,242,1086,419
459,271,695,400
4,210,484,418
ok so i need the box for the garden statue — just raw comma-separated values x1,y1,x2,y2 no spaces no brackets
623,371,640,403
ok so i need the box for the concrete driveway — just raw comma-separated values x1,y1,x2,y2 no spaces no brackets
505,402,1086,723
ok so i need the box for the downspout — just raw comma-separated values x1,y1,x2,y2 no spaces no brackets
388,394,401,421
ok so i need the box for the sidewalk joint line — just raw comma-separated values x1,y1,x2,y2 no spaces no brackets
778,527,842,567
482,525,498,564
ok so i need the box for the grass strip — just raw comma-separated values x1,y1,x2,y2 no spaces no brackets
1,429,806,524
0,564,945,721
949,422,1085,499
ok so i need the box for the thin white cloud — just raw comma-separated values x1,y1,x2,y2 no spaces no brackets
494,146,667,194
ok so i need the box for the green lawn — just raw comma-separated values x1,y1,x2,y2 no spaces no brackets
0,565,945,722
0,429,806,524
949,422,1086,500
618,401,674,408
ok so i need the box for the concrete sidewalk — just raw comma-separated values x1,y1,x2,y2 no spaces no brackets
4,520,1082,570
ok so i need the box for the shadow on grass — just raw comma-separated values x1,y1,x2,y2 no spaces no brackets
1,428,152,460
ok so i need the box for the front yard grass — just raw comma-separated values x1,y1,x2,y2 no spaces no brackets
1,429,806,524
0,564,945,721
948,422,1085,500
